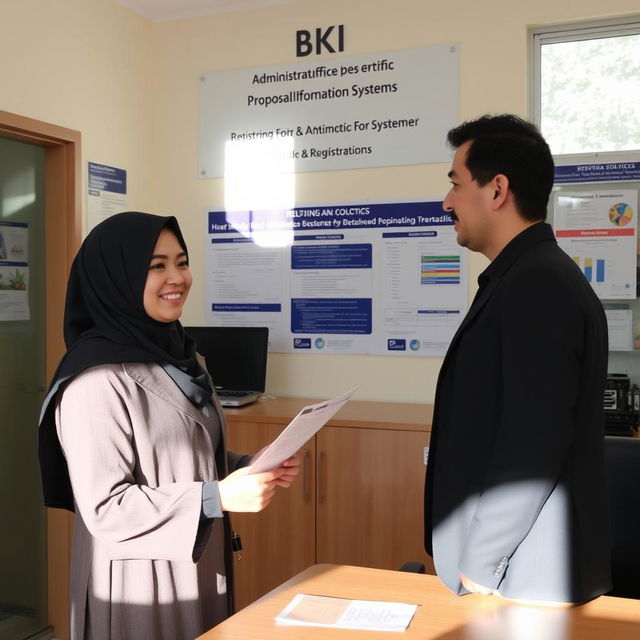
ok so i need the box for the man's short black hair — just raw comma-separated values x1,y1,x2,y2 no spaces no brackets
447,114,554,222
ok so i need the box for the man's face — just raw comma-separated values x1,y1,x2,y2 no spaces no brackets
443,141,494,254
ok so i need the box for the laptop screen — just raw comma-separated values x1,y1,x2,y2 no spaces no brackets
184,326,269,392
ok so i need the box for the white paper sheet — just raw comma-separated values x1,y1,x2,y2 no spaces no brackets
275,593,417,632
605,309,633,351
248,387,357,474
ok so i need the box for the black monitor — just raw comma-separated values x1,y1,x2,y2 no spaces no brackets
184,325,268,392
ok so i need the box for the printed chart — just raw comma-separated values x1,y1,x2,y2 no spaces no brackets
554,190,637,299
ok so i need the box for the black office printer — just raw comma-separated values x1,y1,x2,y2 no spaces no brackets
604,373,639,436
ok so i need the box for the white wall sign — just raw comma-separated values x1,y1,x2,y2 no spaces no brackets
199,45,459,176
204,201,468,356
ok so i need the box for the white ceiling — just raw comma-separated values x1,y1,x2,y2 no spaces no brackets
115,0,305,22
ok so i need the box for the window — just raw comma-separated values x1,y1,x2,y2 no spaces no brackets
531,18,640,156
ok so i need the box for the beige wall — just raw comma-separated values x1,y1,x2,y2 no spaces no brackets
150,0,638,403
1,0,637,403
0,0,154,229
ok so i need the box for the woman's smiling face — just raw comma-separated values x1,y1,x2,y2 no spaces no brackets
143,227,192,323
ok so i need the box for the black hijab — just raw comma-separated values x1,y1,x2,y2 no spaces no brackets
38,211,210,510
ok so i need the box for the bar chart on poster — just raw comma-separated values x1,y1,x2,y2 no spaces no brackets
576,257,606,283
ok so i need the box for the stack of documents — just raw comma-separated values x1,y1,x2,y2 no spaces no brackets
275,593,417,632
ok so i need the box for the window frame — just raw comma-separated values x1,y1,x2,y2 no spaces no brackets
530,16,640,161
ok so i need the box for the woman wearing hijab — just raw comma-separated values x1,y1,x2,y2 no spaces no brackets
38,212,299,640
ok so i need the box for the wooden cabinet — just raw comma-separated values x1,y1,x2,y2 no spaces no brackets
225,398,434,609
315,426,432,570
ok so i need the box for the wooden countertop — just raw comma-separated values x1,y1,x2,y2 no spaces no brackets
223,396,433,432
198,564,640,640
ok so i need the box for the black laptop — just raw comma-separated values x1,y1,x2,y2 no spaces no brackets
184,326,269,407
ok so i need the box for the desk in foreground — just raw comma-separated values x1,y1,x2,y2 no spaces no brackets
199,564,640,640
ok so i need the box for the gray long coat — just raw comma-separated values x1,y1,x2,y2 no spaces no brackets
55,361,246,640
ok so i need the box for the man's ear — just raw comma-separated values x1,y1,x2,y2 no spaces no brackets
490,174,509,209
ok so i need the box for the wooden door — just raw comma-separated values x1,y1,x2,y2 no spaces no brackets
226,421,316,609
0,109,80,640
316,425,434,573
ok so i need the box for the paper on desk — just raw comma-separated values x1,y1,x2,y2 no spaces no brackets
248,387,357,474
275,593,417,632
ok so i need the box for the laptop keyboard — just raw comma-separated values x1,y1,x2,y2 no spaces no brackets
216,390,254,398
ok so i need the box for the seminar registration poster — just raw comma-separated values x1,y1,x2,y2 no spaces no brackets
204,201,468,356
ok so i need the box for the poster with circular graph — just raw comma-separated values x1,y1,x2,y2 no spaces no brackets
554,189,637,299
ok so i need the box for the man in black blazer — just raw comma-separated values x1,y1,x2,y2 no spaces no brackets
424,114,611,604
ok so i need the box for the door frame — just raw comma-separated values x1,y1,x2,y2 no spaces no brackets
0,109,81,640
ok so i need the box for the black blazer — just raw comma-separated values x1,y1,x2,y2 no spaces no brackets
424,222,611,603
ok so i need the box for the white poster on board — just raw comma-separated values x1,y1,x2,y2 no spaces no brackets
199,45,459,176
0,221,30,321
554,190,637,299
605,309,633,351
204,202,468,356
